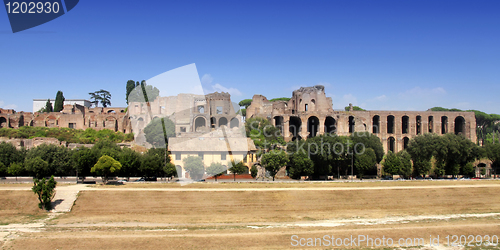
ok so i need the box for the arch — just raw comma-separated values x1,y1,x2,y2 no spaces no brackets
307,116,319,138
441,116,448,134
194,117,206,132
403,137,410,149
402,116,409,134
0,117,7,128
387,115,395,134
289,116,302,141
428,116,434,133
348,116,355,133
388,137,395,152
210,117,216,129
416,116,422,135
120,110,125,113
197,105,205,114
230,118,239,128
325,116,336,134
219,117,228,127
454,116,465,135
107,110,116,114
372,115,380,134
274,116,284,135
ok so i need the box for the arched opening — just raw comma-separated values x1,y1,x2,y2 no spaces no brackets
325,116,336,134
403,137,409,149
454,116,465,135
219,117,228,127
387,115,395,134
304,104,308,111
372,115,380,134
230,118,239,128
107,110,116,114
402,116,409,134
210,117,216,129
428,116,434,133
137,117,144,133
274,116,284,135
416,116,422,135
311,99,315,111
441,116,448,134
194,117,206,132
307,116,319,138
388,137,395,152
348,116,355,133
289,116,302,141
197,105,205,113
0,117,7,128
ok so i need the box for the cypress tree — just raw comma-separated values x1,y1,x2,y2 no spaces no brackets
45,99,53,113
126,80,135,105
54,91,65,112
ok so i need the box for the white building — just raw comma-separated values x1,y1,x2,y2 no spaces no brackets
33,99,92,113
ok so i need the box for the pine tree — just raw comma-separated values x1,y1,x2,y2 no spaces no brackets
54,91,65,112
126,80,135,104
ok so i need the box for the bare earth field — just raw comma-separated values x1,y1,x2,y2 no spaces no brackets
0,191,47,225
1,181,500,249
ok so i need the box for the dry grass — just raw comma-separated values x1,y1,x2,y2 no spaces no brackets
54,186,500,225
0,191,47,224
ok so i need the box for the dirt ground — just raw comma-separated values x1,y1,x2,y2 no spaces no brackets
1,181,500,249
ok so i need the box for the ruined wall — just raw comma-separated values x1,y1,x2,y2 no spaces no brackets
247,85,477,153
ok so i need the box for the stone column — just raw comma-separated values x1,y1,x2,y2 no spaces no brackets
318,116,325,136
283,116,290,141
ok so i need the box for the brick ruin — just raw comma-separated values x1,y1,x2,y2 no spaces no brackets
0,104,131,133
247,85,477,153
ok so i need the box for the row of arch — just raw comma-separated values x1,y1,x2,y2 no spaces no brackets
194,116,240,132
372,115,466,136
387,136,411,152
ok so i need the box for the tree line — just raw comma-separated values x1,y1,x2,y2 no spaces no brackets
0,140,176,180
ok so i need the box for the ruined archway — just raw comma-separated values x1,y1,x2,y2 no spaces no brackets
387,115,395,134
194,117,206,132
454,116,465,135
325,116,336,134
230,118,239,128
416,116,422,135
372,115,380,134
274,116,284,135
403,137,409,149
402,116,409,134
388,137,395,152
428,116,434,133
348,116,355,133
441,116,448,134
289,116,302,141
0,117,7,128
219,117,228,127
307,116,319,138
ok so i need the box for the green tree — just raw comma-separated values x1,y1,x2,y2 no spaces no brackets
396,150,412,178
228,160,247,181
140,148,165,178
269,97,291,102
261,150,289,181
238,99,252,109
44,99,53,113
206,162,226,181
288,152,314,179
7,162,23,181
53,91,65,112
344,106,366,111
91,155,122,184
126,80,136,105
143,117,175,148
355,148,376,179
382,151,401,176
25,157,49,179
118,147,141,180
250,164,258,178
32,176,57,210
183,156,204,180
25,144,72,177
0,142,24,171
163,162,177,180
89,89,112,107
72,147,97,178
0,162,5,177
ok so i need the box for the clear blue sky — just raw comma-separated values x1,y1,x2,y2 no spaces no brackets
1,0,499,113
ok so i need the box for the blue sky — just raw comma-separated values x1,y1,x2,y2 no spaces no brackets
1,0,499,113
